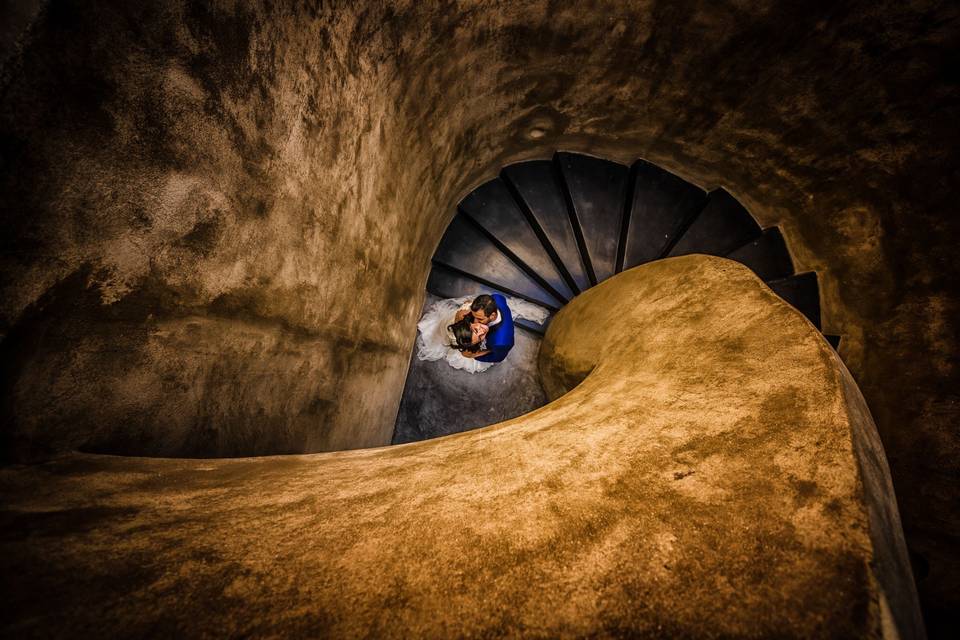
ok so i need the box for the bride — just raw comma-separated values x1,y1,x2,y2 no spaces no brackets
416,294,549,373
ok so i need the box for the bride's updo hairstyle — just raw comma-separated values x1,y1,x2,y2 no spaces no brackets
448,317,481,353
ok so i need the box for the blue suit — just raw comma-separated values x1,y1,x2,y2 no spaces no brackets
475,293,514,363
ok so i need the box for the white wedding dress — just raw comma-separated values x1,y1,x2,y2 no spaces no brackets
416,295,550,373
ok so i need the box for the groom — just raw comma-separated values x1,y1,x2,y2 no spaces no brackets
455,293,514,362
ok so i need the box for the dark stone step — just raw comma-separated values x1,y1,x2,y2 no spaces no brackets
622,159,708,270
459,179,574,303
501,160,591,294
726,227,794,281
426,265,554,335
428,154,826,352
432,214,565,309
514,320,550,337
767,271,822,330
555,152,630,285
668,188,762,258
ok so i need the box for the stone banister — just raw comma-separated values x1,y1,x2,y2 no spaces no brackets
0,255,923,638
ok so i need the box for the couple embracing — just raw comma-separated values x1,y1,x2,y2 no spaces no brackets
416,293,549,374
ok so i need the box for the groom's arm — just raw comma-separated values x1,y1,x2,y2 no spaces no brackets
474,343,511,362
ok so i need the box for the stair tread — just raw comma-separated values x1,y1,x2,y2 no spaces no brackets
622,160,708,269
433,215,564,309
669,188,762,258
556,152,629,285
766,271,822,330
501,161,591,293
726,227,794,281
459,179,574,302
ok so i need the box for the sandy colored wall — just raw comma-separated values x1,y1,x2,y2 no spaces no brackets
1,1,447,457
0,0,957,631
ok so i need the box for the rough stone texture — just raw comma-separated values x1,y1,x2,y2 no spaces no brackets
0,257,922,638
0,0,957,632
1,0,437,458
392,294,547,445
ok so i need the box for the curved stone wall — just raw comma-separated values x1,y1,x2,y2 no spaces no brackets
0,257,924,638
1,0,956,630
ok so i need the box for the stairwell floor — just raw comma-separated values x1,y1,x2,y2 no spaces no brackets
392,294,548,444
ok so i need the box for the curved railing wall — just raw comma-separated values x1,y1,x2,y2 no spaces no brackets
0,256,922,639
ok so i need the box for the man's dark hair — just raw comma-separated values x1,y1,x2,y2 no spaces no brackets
471,294,498,317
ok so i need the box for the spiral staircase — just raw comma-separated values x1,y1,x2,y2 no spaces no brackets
428,151,840,349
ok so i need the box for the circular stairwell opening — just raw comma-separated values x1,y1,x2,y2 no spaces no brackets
392,151,835,444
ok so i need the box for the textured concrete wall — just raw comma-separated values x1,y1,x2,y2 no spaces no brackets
0,257,924,638
1,1,447,457
0,0,957,631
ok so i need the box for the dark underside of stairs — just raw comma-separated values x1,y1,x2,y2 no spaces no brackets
396,152,840,444
428,151,838,348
